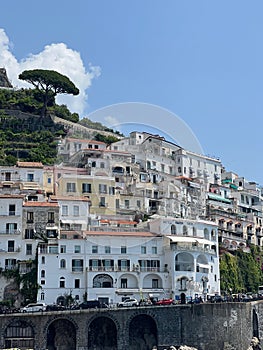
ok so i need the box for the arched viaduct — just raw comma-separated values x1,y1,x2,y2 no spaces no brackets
0,301,263,350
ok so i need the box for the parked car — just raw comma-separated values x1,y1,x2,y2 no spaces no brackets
210,295,225,303
21,303,46,313
117,298,139,307
79,300,101,310
154,298,175,306
46,304,66,312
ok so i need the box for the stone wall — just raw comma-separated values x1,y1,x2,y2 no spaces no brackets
0,301,260,350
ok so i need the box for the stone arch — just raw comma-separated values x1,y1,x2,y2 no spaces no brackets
253,309,259,339
46,318,77,350
4,319,35,349
129,314,158,350
175,252,194,271
88,316,118,350
142,273,163,289
93,274,113,288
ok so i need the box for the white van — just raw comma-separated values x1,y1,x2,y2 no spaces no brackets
21,302,46,313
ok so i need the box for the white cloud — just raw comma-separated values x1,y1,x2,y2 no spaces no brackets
103,115,120,128
0,28,101,117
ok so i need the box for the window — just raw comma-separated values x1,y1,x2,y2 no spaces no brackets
59,277,65,288
171,225,176,234
100,162,105,168
66,182,76,192
60,259,66,269
60,245,66,253
41,280,45,285
124,200,129,209
141,246,146,254
121,278,127,288
116,199,120,209
27,211,34,223
74,245,81,253
152,246,157,254
99,184,107,194
41,270,45,278
75,279,80,288
8,241,14,252
152,279,159,288
62,205,68,216
27,173,34,182
121,246,127,254
72,259,83,272
137,200,141,208
41,257,45,264
25,229,34,239
73,205,79,217
6,223,17,234
183,226,188,235
48,211,55,223
47,177,52,184
82,183,91,193
109,186,115,195
92,245,98,254
99,197,106,207
26,244,32,255
105,246,111,254
9,204,15,216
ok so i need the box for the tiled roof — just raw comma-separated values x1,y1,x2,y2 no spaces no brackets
23,201,59,207
49,195,90,202
83,231,158,237
16,161,43,168
0,194,24,199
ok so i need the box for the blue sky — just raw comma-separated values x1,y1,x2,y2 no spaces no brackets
1,1,263,184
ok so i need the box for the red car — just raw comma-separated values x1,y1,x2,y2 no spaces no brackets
155,298,175,306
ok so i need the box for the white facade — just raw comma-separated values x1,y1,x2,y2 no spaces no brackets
37,217,220,304
149,217,220,300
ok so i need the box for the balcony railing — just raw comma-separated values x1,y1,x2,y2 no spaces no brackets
0,230,20,235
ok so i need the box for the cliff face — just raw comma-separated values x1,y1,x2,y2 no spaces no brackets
0,68,13,88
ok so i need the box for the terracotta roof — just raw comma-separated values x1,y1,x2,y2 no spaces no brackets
16,161,43,168
49,195,90,202
83,231,158,237
23,202,59,207
100,219,138,225
66,138,106,144
0,194,24,199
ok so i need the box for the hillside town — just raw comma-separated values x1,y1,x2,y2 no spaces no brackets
0,127,262,307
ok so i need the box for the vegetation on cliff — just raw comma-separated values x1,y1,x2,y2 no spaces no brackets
220,245,263,295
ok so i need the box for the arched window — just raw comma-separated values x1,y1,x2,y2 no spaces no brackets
183,226,188,236
41,270,45,278
41,256,45,264
59,277,65,288
204,228,209,240
93,274,113,288
171,225,176,235
211,229,216,240
60,259,66,269
175,253,194,272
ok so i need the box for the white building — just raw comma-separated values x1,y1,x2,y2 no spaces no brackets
148,216,220,300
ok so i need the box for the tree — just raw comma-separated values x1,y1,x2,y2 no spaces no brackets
19,69,79,116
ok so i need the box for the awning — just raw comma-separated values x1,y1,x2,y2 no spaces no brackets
197,263,210,269
60,219,87,225
168,236,212,246
207,193,231,204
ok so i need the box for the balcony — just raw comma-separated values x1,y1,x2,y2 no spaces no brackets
0,230,20,235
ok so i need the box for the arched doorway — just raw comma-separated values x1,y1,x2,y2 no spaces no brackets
129,314,157,350
46,319,76,350
4,320,34,349
88,316,117,350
